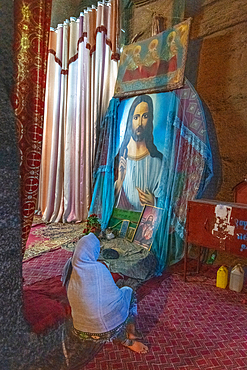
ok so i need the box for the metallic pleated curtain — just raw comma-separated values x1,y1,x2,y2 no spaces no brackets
12,0,52,253
38,0,119,223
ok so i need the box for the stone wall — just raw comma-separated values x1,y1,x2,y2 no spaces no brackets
130,0,174,41
0,1,26,363
189,0,247,201
51,0,98,28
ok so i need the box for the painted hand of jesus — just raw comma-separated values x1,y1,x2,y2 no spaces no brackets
136,188,155,207
119,154,127,182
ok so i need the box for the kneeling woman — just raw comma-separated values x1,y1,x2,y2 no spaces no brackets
67,233,148,354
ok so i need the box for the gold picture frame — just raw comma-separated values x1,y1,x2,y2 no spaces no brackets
125,226,136,242
119,220,130,238
133,205,164,250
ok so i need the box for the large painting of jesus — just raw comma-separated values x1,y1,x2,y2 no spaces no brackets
114,94,164,212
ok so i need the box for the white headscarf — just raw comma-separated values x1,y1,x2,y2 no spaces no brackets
67,233,133,333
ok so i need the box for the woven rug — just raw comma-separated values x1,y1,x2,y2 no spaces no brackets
81,271,247,370
23,248,73,285
21,220,247,369
23,220,85,261
21,255,247,370
26,264,247,370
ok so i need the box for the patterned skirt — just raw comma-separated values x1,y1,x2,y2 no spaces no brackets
72,292,137,345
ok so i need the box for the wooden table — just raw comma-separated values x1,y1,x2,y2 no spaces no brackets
184,199,247,281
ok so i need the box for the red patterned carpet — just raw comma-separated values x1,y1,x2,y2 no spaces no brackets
22,231,247,369
82,271,247,370
23,247,72,285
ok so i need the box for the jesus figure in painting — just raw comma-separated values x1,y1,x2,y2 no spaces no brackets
114,95,163,212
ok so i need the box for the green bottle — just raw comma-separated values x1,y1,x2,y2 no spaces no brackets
207,250,217,265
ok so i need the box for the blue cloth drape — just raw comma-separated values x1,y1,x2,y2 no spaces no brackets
90,98,120,229
90,79,213,274
152,80,213,273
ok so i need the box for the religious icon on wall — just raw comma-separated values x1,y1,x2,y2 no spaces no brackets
113,79,212,236
133,205,164,250
114,93,164,213
114,18,191,98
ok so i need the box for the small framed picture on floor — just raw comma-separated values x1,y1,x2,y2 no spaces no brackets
125,226,136,242
133,205,164,250
119,220,130,238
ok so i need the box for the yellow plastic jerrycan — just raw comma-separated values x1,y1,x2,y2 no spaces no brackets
216,265,228,289
229,264,244,293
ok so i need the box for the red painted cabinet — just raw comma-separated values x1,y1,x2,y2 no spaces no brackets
184,199,247,280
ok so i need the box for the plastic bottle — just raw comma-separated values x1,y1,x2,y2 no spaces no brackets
216,265,228,289
229,264,244,293
207,250,217,265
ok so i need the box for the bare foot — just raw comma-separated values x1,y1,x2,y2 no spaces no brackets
123,341,148,354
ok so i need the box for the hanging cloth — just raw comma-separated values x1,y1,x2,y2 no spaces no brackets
90,79,213,273
12,0,52,253
153,79,213,273
89,98,120,229
38,0,119,223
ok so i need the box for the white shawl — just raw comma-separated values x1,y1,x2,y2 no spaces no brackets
67,233,133,333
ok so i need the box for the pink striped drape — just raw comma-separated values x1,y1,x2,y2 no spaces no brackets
38,0,120,223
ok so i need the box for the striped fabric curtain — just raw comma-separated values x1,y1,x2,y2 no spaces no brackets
38,0,120,223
